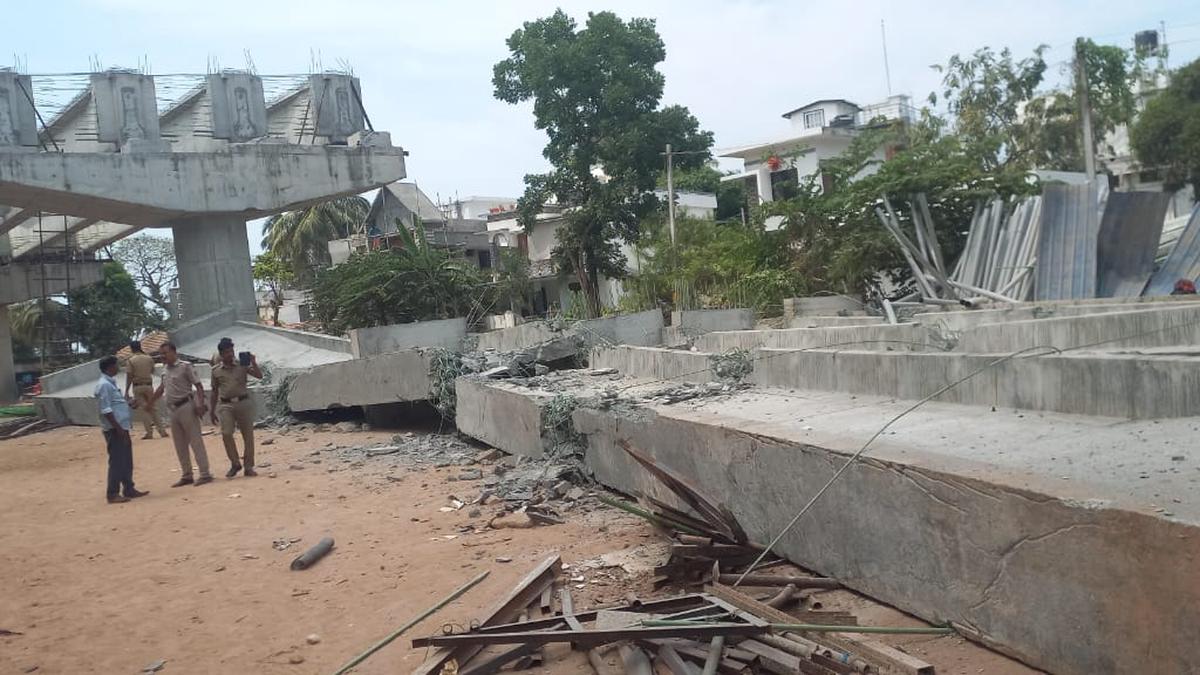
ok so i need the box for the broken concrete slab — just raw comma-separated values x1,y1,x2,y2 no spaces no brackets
693,323,927,353
563,387,1200,675
287,349,434,412
348,317,467,358
951,303,1200,353
455,377,550,459
665,308,755,345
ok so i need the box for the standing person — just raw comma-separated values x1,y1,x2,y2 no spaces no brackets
209,338,262,478
124,340,168,440
95,356,149,504
153,342,213,487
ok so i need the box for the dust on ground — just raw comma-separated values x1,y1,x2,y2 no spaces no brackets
0,424,1037,674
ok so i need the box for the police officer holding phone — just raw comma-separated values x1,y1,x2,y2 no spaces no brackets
209,337,263,478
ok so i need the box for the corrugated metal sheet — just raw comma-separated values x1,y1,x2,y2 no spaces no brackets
1145,204,1200,296
1034,181,1102,300
1096,192,1171,297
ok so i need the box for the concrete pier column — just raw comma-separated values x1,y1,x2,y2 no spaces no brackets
0,305,16,404
172,217,257,321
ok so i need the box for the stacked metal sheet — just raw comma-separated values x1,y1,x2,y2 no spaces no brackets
1096,192,1172,297
1145,205,1200,296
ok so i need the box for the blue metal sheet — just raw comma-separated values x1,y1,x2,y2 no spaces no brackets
1034,181,1101,300
1145,204,1200,296
1096,192,1171,297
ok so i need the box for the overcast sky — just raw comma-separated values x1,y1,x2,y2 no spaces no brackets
9,1,1200,252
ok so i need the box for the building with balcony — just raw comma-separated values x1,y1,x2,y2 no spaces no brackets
719,95,915,203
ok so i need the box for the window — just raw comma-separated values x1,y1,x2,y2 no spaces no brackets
770,168,799,201
802,109,825,129
477,249,492,269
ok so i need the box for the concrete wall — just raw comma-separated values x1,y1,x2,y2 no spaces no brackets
952,304,1200,353
286,349,433,412
38,358,103,395
169,308,238,348
914,297,1200,332
694,323,927,353
473,321,565,353
581,309,664,347
572,402,1200,675
751,348,1200,419
671,308,755,336
591,346,714,383
455,377,548,458
789,315,886,328
348,317,466,358
782,295,864,322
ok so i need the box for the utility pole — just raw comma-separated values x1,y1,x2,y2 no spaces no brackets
1075,38,1097,178
665,143,676,248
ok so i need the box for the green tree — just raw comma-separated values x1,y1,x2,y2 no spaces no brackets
261,195,369,283
932,41,1143,173
1133,57,1200,195
493,247,532,314
252,251,295,326
109,234,178,322
67,262,154,357
309,222,485,334
493,9,714,317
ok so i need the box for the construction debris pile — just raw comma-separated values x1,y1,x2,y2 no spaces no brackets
408,441,943,675
880,183,1199,304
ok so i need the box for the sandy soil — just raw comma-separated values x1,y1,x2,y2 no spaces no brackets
0,425,1039,675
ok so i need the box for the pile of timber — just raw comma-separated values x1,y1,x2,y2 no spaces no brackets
411,554,935,675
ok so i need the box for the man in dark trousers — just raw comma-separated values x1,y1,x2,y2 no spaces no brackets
94,355,149,504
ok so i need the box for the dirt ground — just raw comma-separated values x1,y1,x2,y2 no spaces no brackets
0,424,1039,675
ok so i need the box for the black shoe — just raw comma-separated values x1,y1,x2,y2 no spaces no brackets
106,495,130,504
194,476,214,486
171,477,194,488
226,465,242,478
244,467,258,477
125,489,149,499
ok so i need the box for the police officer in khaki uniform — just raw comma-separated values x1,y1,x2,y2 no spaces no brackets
209,338,263,478
124,340,168,440
153,341,213,487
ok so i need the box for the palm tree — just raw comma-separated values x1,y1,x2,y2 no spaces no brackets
261,195,369,282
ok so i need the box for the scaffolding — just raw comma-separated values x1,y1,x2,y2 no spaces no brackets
33,211,76,372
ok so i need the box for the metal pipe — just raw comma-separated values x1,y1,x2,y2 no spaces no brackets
643,619,953,636
331,570,490,675
764,584,798,609
718,574,840,589
290,537,334,571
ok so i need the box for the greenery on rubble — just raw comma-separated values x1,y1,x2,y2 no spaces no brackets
493,9,713,319
1133,57,1200,195
427,348,467,421
308,222,486,334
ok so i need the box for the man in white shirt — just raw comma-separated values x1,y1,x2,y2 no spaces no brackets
94,355,149,504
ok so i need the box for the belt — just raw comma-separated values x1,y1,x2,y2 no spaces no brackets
170,397,193,409
133,380,153,386
220,395,249,404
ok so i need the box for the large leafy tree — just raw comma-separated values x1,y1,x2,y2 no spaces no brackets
109,234,178,322
261,195,369,283
309,223,485,334
932,41,1142,173
493,10,714,317
68,262,156,357
1133,57,1200,195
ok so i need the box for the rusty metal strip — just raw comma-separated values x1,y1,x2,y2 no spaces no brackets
466,594,712,634
619,439,743,543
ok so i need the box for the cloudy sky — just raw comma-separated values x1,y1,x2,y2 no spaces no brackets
8,1,1200,250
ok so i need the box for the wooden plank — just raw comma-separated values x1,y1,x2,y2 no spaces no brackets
411,554,561,675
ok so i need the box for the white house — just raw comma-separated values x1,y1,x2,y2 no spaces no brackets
720,95,915,203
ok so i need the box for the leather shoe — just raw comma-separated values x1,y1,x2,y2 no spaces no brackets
171,477,194,488
244,468,258,477
125,489,149,499
226,465,242,478
106,495,130,504
194,476,214,486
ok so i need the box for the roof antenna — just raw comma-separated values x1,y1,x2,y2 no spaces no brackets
880,19,893,96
